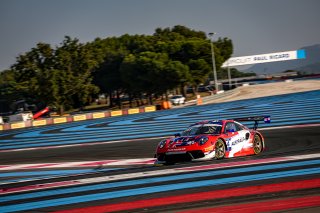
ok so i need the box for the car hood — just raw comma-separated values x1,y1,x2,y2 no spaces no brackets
168,135,216,147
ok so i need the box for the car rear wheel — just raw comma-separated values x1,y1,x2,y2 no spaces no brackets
215,139,226,160
253,134,263,154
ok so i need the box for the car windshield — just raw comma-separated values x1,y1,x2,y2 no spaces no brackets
171,96,182,99
181,124,221,136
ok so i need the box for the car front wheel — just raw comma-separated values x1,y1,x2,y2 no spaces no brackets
215,139,226,160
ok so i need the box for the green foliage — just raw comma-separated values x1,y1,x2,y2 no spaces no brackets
218,68,256,79
1,25,247,112
9,36,100,114
154,25,206,40
0,69,19,102
214,37,233,67
120,52,188,100
11,42,55,104
52,37,100,113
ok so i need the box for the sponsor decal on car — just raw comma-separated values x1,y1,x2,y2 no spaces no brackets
231,136,245,145
204,146,214,152
167,148,186,152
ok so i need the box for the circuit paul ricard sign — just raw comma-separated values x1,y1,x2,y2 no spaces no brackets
221,49,306,67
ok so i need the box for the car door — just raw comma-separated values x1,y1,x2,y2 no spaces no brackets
234,122,252,150
224,122,247,157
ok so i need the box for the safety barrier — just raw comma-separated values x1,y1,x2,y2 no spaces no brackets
0,105,156,131
0,87,246,131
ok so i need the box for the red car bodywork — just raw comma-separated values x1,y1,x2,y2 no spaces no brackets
155,116,270,164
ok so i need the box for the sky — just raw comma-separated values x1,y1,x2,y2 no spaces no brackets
0,0,319,71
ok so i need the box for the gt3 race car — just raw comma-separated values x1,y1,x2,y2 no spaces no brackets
154,116,270,165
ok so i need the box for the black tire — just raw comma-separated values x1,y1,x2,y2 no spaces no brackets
164,161,175,165
253,134,263,154
215,139,226,159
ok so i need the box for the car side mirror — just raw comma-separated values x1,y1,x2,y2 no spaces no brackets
174,133,181,137
245,132,250,140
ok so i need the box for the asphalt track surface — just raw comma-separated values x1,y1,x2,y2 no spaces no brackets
0,125,320,164
0,90,320,212
0,126,319,213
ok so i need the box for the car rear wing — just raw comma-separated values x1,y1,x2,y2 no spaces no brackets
233,116,271,130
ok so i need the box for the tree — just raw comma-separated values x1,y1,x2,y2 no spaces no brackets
92,34,157,108
0,70,17,99
188,59,211,94
4,25,237,113
91,37,129,108
154,25,206,40
10,36,100,115
218,68,256,79
120,52,188,105
52,36,100,114
213,37,233,68
11,42,55,106
153,26,234,93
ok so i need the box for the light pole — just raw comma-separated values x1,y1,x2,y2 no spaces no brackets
208,32,218,93
227,65,232,90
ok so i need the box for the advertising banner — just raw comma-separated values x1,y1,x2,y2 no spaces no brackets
222,49,305,67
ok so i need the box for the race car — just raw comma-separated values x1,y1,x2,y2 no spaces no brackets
154,116,270,165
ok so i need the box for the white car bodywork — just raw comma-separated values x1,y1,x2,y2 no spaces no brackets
169,95,186,105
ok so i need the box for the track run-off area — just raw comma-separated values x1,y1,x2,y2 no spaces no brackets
0,89,320,212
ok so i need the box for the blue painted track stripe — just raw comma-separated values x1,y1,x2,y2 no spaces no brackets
1,160,319,203
8,104,320,135
2,109,320,144
7,108,320,140
2,117,320,150
1,120,320,150
0,167,319,213
0,168,121,185
1,90,320,151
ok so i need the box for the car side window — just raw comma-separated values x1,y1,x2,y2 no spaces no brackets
235,123,244,131
225,122,237,133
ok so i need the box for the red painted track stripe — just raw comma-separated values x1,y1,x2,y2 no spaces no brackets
24,163,59,169
53,178,320,213
180,195,320,213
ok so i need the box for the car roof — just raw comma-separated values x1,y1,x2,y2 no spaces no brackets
190,120,224,126
190,119,242,126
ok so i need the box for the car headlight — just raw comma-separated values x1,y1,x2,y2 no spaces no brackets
197,137,209,145
158,140,167,148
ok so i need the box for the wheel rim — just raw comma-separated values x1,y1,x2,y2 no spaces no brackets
215,140,225,159
253,135,262,154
